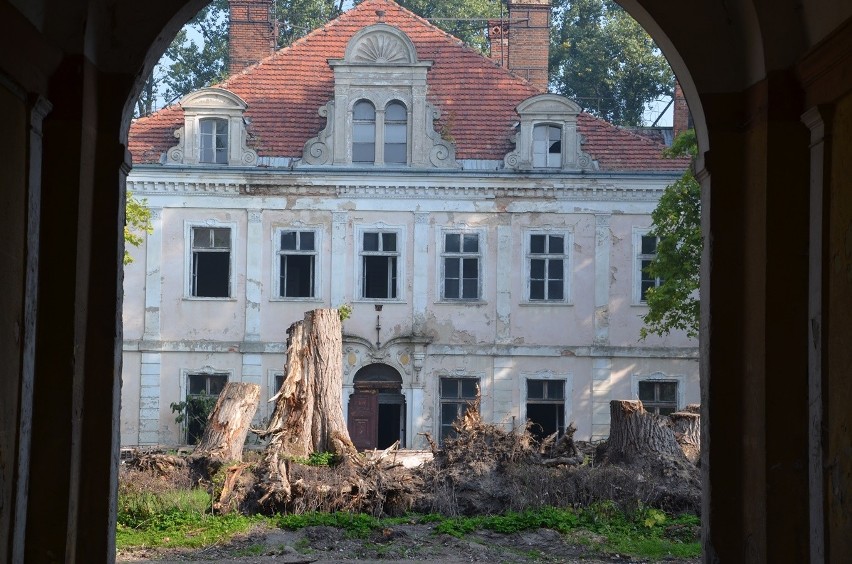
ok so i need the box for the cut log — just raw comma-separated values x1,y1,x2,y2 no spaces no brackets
669,410,701,463
606,400,685,463
192,382,260,462
257,308,350,459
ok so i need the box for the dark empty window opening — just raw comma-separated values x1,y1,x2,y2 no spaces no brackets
185,373,227,444
279,230,316,298
529,233,566,301
526,379,565,442
362,231,398,299
199,118,228,164
440,377,479,443
443,233,480,300
638,380,678,415
191,226,231,297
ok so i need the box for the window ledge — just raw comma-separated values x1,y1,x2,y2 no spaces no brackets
433,299,489,306
182,297,238,302
520,301,574,307
268,297,324,303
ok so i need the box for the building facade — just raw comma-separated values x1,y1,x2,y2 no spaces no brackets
122,0,698,449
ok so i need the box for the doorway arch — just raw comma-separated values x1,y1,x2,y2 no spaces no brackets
348,363,406,450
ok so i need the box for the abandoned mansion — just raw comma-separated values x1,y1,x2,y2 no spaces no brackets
121,0,699,449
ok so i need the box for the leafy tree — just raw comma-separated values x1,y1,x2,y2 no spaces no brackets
550,0,674,126
125,193,153,265
392,0,504,53
640,129,700,339
277,0,347,46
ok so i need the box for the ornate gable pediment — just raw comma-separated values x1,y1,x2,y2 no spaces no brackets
343,24,418,65
504,94,594,172
301,24,457,169
166,87,257,166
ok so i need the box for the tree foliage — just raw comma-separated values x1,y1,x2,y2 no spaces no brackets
392,0,504,53
550,0,674,126
640,129,700,339
125,193,153,265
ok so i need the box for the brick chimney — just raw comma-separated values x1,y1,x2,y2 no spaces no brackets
507,0,551,92
228,0,276,74
672,81,692,138
487,20,509,68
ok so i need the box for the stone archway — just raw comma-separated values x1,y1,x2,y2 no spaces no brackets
2,1,852,562
348,363,406,450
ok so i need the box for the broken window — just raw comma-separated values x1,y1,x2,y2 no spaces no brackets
199,117,228,164
352,100,376,163
526,379,565,441
439,377,479,443
191,226,231,298
442,232,480,300
361,231,398,299
278,229,317,298
528,233,567,301
637,233,662,303
638,380,678,415
532,124,562,168
185,373,227,444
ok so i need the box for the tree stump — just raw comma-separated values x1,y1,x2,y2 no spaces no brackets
258,308,349,458
669,410,701,463
192,382,260,462
606,400,685,463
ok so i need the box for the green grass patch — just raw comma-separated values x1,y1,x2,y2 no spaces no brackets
117,489,699,560
116,488,268,550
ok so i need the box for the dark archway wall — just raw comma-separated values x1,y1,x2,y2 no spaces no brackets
0,1,851,562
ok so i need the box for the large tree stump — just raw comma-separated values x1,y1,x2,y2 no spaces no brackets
606,400,685,463
669,409,701,463
258,308,348,457
192,382,260,462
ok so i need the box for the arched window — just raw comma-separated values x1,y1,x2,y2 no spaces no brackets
532,124,562,168
352,100,376,163
384,101,408,164
199,117,228,164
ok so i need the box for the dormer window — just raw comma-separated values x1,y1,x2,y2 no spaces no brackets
199,118,228,164
504,94,594,171
167,87,257,166
302,24,456,168
384,101,408,164
353,100,377,163
533,124,562,168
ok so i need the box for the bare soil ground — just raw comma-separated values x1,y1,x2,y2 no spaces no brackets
117,521,700,563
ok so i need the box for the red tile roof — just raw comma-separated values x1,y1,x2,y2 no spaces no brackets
129,0,687,172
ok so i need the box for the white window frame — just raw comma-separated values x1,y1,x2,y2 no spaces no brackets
272,226,322,302
198,117,229,164
438,227,485,302
630,371,686,414
532,123,563,168
524,228,572,304
184,220,238,300
355,224,406,303
350,97,410,166
633,227,662,304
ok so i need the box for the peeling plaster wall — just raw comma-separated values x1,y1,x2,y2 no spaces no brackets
121,172,700,446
